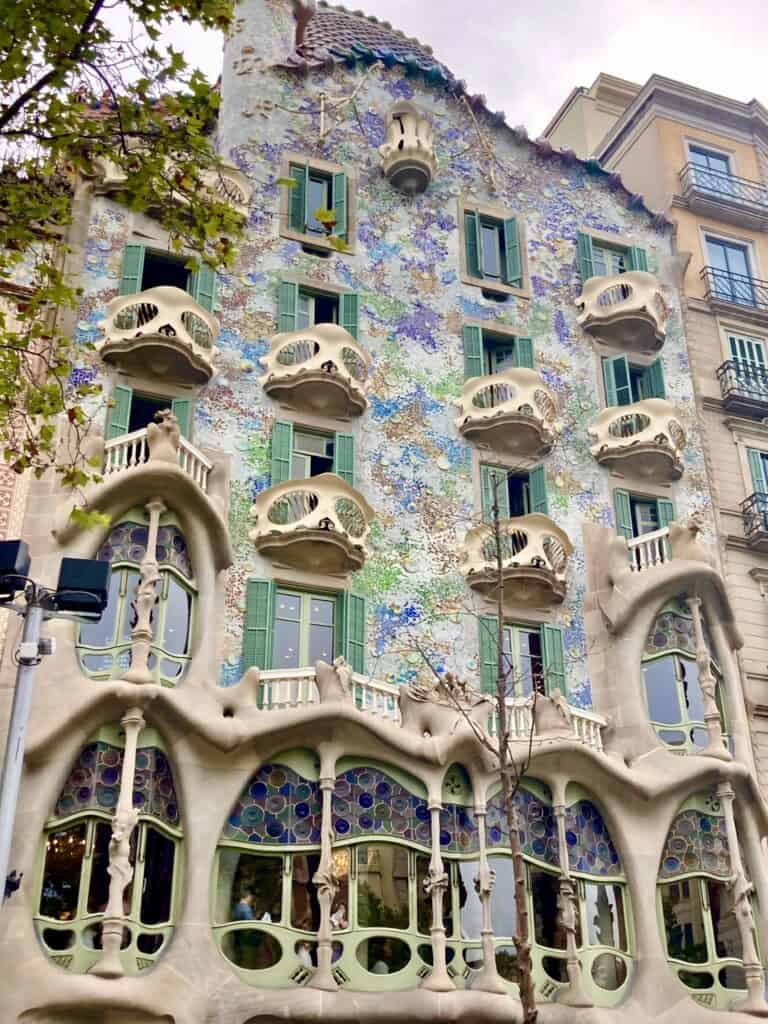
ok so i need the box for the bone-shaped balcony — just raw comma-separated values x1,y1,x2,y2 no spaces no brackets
249,473,374,574
455,368,559,458
259,324,370,419
588,399,686,482
98,286,218,385
576,270,667,353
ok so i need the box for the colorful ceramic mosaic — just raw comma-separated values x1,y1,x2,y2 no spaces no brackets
659,809,730,879
332,767,431,846
222,763,322,844
53,741,180,827
564,800,621,876
644,607,718,666
439,803,479,853
97,522,193,580
485,787,560,868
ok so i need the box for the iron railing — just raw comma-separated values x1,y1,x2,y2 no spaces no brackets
717,359,768,408
742,492,768,540
701,267,768,311
680,162,768,209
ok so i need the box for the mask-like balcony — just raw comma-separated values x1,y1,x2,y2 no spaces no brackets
98,286,218,385
249,473,374,574
717,359,768,416
460,513,573,608
379,101,437,195
742,493,768,552
679,162,768,231
576,271,667,353
259,324,370,419
588,399,686,482
455,368,559,458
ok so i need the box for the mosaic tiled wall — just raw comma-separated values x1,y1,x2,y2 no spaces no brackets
67,4,716,706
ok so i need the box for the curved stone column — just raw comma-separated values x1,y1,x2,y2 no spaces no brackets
553,792,591,1007
123,498,165,685
420,800,454,991
307,748,338,990
470,804,507,995
686,597,730,760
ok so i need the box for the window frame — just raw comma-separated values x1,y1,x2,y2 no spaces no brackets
271,587,339,670
641,649,728,755
279,152,356,254
458,199,529,298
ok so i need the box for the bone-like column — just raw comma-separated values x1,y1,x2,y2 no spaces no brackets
470,803,507,994
553,800,591,1007
307,768,338,991
124,498,166,685
420,801,454,991
686,597,730,761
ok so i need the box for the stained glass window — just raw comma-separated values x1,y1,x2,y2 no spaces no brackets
659,809,730,879
439,803,479,853
485,786,560,868
332,767,431,846
96,521,193,580
565,800,621,876
222,763,322,845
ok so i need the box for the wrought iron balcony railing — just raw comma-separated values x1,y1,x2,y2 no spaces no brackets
680,162,768,210
742,492,768,544
717,359,768,414
701,267,768,313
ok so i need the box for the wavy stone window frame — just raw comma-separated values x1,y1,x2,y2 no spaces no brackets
457,198,530,299
279,151,358,256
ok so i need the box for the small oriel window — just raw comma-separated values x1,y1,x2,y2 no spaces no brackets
464,208,522,290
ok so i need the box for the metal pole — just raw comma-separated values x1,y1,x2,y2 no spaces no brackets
0,598,43,896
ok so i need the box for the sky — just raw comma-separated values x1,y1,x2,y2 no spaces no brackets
165,0,767,136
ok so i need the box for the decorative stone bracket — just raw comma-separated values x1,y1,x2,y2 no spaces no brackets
588,398,686,481
576,270,667,353
455,368,560,458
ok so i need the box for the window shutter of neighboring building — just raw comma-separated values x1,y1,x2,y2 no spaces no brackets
657,499,676,529
576,232,595,282
278,281,299,333
627,246,649,272
747,448,768,493
171,398,192,439
332,172,347,239
119,244,146,295
464,210,481,278
478,615,499,694
288,162,308,232
270,420,294,484
480,465,510,523
541,624,566,696
613,489,633,541
502,218,522,287
340,292,359,339
642,359,666,400
340,592,366,673
243,579,274,677
106,384,133,438
528,464,549,515
462,325,484,380
333,433,355,487
602,355,632,407
189,265,217,312
515,337,534,369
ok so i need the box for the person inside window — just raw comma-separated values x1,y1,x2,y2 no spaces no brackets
234,891,255,921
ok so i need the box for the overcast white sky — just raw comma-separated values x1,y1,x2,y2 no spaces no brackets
170,0,766,135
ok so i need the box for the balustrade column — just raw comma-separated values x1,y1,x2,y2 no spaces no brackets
716,782,768,1016
553,800,591,1007
471,805,506,994
686,597,731,760
124,498,165,685
308,754,338,991
91,706,145,978
420,801,454,991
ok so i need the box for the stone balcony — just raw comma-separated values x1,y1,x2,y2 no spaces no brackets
588,399,686,482
460,513,573,608
576,270,667,353
103,427,214,492
249,473,374,574
259,323,371,419
98,286,218,385
379,101,437,194
455,368,559,458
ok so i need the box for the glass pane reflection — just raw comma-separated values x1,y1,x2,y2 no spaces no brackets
584,883,627,951
216,850,283,925
660,881,708,963
357,845,409,930
39,824,87,919
162,576,191,655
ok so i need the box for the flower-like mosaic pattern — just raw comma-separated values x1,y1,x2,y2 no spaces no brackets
440,803,479,853
223,763,322,845
332,767,431,846
486,787,560,868
565,800,621,876
644,607,717,665
659,809,730,879
54,741,180,827
97,521,193,580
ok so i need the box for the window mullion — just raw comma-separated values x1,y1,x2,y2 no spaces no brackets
76,818,95,920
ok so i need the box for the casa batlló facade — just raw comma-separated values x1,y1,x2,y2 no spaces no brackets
1,2,767,1023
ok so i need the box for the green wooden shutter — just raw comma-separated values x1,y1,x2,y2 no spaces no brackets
463,325,484,380
270,420,293,484
189,264,217,312
119,244,145,295
340,292,359,340
613,489,633,541
602,355,632,407
528,464,548,515
288,163,307,232
627,246,649,272
502,218,522,287
171,398,192,439
341,593,366,673
480,465,510,524
333,432,355,487
577,232,595,282
657,499,675,529
515,337,534,369
332,171,347,239
642,359,666,400
748,448,768,493
278,281,299,333
464,210,481,278
106,384,133,439
243,579,274,674
479,615,499,694
541,625,566,696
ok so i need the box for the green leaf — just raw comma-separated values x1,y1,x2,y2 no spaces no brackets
277,177,299,188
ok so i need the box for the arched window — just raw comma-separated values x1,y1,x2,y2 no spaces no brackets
77,516,196,686
34,725,182,974
658,791,754,1009
642,599,727,753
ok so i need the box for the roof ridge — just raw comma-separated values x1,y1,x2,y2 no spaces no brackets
316,1,434,55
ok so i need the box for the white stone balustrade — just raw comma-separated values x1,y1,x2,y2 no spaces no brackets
98,286,219,385
588,398,686,481
626,526,671,572
249,473,374,574
103,428,213,492
455,367,559,457
576,270,667,353
460,513,574,607
259,323,371,419
379,101,438,194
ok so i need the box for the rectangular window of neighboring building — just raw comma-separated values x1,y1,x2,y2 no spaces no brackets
576,232,648,282
705,236,754,304
689,145,733,195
